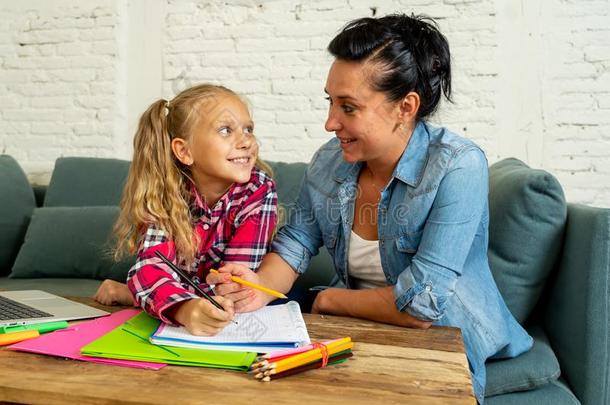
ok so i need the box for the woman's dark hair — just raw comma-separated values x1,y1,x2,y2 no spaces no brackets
328,14,451,120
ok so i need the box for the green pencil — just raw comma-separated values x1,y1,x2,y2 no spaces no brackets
0,321,69,334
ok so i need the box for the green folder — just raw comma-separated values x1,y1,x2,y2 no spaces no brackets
80,312,256,371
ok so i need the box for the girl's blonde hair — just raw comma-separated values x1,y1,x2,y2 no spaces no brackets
114,84,272,265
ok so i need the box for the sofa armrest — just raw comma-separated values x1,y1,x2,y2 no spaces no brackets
543,203,610,405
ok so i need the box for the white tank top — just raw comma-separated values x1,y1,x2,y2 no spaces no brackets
347,230,387,289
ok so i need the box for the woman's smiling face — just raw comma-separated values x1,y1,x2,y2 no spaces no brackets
324,59,408,164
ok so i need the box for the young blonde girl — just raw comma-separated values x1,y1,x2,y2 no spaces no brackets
94,84,277,336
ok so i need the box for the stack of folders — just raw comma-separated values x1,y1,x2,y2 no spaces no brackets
150,301,311,353
80,311,256,371
248,337,354,381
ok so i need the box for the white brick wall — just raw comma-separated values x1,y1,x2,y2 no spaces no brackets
0,0,125,182
1,0,609,207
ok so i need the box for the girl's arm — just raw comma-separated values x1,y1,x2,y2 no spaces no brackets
126,232,235,334
126,226,203,324
93,279,133,306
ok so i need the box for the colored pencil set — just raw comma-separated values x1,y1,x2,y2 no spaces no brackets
0,321,69,346
248,337,353,381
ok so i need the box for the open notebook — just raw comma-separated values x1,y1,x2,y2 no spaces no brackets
150,301,311,353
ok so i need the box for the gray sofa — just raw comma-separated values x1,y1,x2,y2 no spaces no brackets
1,154,608,404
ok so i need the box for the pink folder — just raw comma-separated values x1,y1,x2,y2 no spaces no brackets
8,308,166,370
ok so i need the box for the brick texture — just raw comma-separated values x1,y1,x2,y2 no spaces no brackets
0,0,608,206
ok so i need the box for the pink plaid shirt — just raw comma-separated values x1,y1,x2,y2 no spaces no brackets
126,168,277,323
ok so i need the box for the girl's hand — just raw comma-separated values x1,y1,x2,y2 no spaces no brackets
206,263,275,313
93,280,133,306
170,296,235,336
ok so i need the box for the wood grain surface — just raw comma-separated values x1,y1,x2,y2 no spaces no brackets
0,297,475,404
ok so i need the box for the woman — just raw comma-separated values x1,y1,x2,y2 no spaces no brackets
209,14,532,403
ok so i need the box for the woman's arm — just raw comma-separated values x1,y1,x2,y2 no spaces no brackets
213,154,327,311
312,287,432,329
393,148,489,321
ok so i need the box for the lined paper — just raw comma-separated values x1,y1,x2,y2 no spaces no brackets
151,301,310,352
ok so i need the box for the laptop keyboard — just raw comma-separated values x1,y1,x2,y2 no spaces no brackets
0,295,53,320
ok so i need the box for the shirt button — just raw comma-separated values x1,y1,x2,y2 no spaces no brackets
203,224,210,230
425,284,432,292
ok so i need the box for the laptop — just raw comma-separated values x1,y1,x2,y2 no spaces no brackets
0,290,109,327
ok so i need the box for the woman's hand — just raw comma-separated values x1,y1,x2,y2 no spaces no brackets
311,287,432,329
206,263,276,313
169,296,234,336
93,279,133,306
310,289,330,314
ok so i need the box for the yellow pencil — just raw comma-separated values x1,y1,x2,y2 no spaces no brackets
209,269,288,299
260,338,352,373
0,329,39,346
258,342,354,376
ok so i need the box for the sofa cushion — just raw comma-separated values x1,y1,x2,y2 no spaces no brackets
488,158,567,323
267,161,307,209
10,206,133,281
0,155,36,276
486,378,580,405
485,325,561,396
0,277,103,297
43,157,130,207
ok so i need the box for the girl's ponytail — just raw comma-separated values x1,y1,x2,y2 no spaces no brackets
114,99,194,263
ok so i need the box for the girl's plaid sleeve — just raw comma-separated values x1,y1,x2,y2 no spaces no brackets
221,179,278,270
126,224,198,324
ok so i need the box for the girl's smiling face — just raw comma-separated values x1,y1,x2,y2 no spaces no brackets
175,92,258,199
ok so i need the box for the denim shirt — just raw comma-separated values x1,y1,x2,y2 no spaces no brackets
272,121,533,403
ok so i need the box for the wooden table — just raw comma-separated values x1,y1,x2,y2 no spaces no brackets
0,298,475,404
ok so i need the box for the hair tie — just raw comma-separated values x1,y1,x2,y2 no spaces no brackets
431,56,441,73
164,99,170,116
312,342,329,368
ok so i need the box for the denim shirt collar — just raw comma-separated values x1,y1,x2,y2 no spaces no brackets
394,120,430,187
332,120,430,187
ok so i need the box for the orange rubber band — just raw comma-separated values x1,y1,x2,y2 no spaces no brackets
312,342,329,368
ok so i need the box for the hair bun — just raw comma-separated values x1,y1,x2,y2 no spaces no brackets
328,13,452,120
